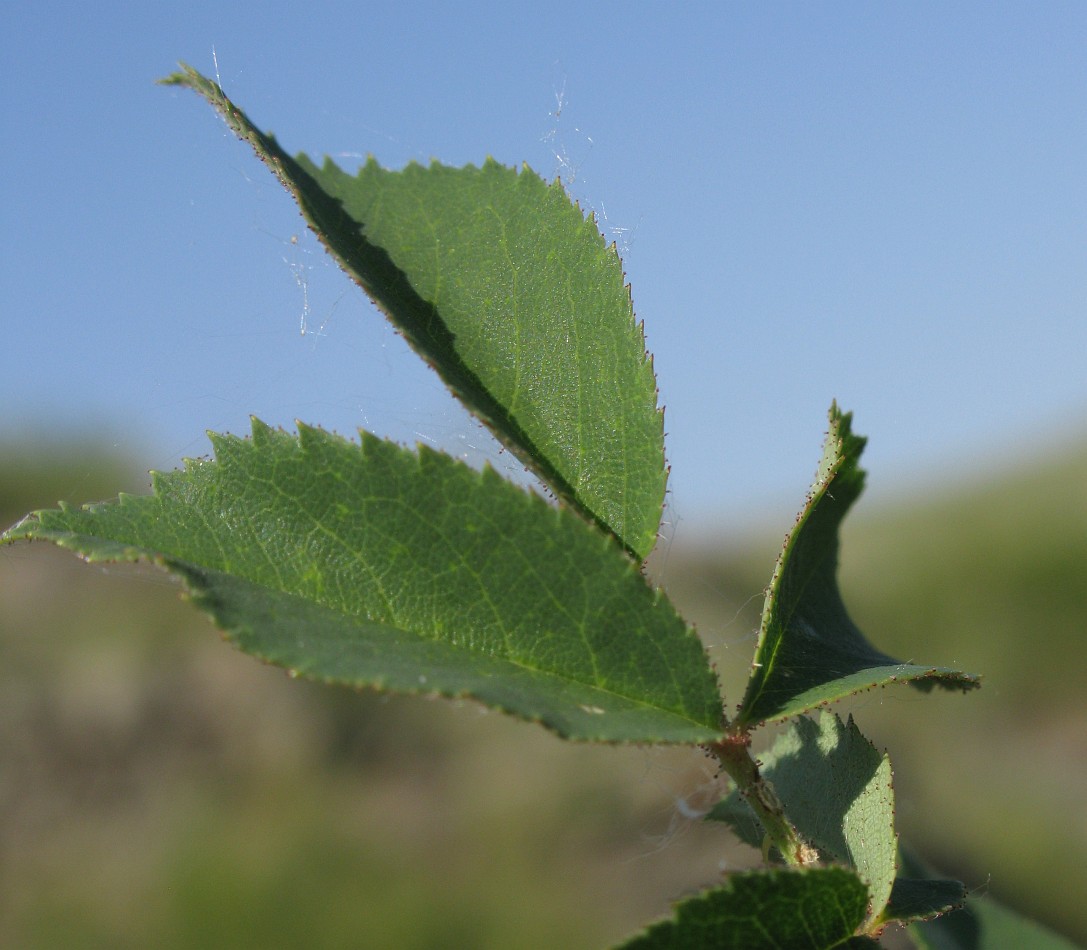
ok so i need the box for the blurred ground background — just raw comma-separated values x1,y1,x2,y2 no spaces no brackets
1,435,1084,948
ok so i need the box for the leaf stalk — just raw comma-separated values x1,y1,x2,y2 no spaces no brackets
708,731,817,868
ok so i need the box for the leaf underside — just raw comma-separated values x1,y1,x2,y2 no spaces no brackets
736,404,980,726
2,422,722,744
709,712,897,928
161,64,666,562
615,866,870,950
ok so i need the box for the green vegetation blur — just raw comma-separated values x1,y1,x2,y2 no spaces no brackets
2,437,1084,947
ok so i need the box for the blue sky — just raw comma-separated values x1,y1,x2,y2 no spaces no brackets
5,3,1086,532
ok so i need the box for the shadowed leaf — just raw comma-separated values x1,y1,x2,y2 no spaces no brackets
881,875,965,926
709,712,896,927
736,404,979,725
615,866,870,949
901,849,1078,949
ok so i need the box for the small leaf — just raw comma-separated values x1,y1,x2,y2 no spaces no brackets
704,792,767,856
735,403,979,725
708,712,897,927
900,848,1079,950
1,422,722,744
160,64,667,562
881,876,965,925
908,898,1081,950
615,866,870,949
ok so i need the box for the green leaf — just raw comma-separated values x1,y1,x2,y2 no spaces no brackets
908,899,1081,950
705,792,767,855
160,64,666,562
735,403,980,725
899,849,1079,950
708,712,897,927
1,421,722,744
881,876,965,926
615,866,870,949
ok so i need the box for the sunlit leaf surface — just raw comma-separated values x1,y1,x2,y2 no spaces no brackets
162,65,667,561
2,422,722,744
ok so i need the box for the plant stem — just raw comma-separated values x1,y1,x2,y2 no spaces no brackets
709,730,816,868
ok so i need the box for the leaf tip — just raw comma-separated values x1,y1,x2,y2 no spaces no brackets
1,512,41,544
157,61,202,89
